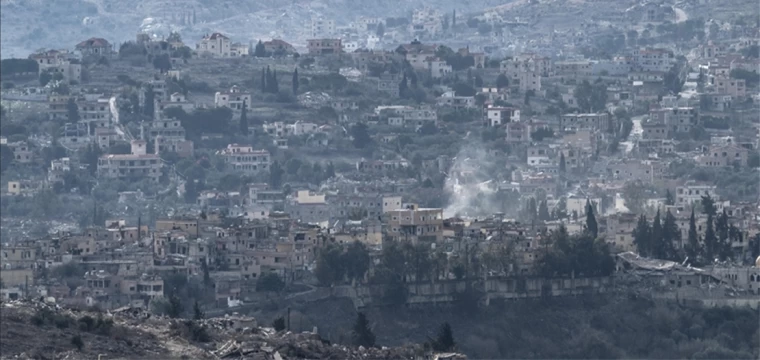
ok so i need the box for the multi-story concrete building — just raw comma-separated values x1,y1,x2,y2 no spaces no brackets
329,193,402,220
214,85,251,110
675,182,719,211
559,113,612,132
78,96,112,134
217,144,270,174
699,144,749,168
307,39,342,55
29,50,82,82
156,92,196,120
97,140,163,182
385,204,443,243
486,107,520,126
713,77,746,98
662,107,699,134
310,18,335,38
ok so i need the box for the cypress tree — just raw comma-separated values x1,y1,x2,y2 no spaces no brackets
352,312,376,348
662,210,680,261
292,68,299,95
433,322,456,352
239,101,249,135
399,74,408,98
715,209,730,261
559,153,566,173
704,212,717,263
272,69,280,94
686,208,700,264
538,200,551,221
261,68,267,93
651,209,664,258
585,199,598,238
633,214,651,257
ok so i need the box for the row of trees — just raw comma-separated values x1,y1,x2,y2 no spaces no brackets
536,202,615,277
1,58,39,77
634,194,744,265
352,311,456,353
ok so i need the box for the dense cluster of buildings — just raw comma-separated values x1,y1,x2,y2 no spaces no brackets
1,1,759,310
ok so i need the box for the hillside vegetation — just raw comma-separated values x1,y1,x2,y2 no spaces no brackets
279,295,759,359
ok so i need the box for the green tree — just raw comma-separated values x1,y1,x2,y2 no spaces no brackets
144,85,155,119
585,200,598,238
239,102,249,135
685,208,701,264
315,243,345,285
352,312,376,348
39,71,53,86
704,212,717,263
633,214,651,257
559,153,566,173
152,54,172,73
538,200,551,221
715,209,731,261
344,242,370,283
66,99,80,123
193,300,204,320
257,272,285,292
71,335,84,351
292,68,299,95
351,123,371,149
496,73,509,88
376,22,385,38
432,322,456,352
269,161,284,188
254,40,267,57
167,293,184,318
701,193,716,217
651,210,665,259
662,210,681,261
0,144,13,173
272,317,286,331
665,189,675,206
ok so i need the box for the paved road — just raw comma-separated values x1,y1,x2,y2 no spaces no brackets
621,115,645,154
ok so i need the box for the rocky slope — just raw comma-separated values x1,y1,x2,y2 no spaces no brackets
0,299,462,360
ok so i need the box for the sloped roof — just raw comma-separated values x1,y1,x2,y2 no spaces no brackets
206,33,229,40
76,37,111,48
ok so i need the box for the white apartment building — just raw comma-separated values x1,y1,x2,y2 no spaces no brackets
217,144,271,174
215,86,251,110
486,107,520,126
97,140,163,182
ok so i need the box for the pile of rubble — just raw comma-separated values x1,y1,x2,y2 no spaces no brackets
1,299,467,360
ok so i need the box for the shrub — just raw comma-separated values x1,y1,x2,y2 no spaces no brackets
273,317,286,331
71,335,84,351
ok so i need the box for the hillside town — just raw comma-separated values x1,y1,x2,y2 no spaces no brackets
0,1,759,356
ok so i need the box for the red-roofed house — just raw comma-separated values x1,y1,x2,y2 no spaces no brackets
196,33,231,57
75,38,113,57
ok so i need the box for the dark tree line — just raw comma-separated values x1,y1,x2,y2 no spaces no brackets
635,194,741,265
261,66,279,94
